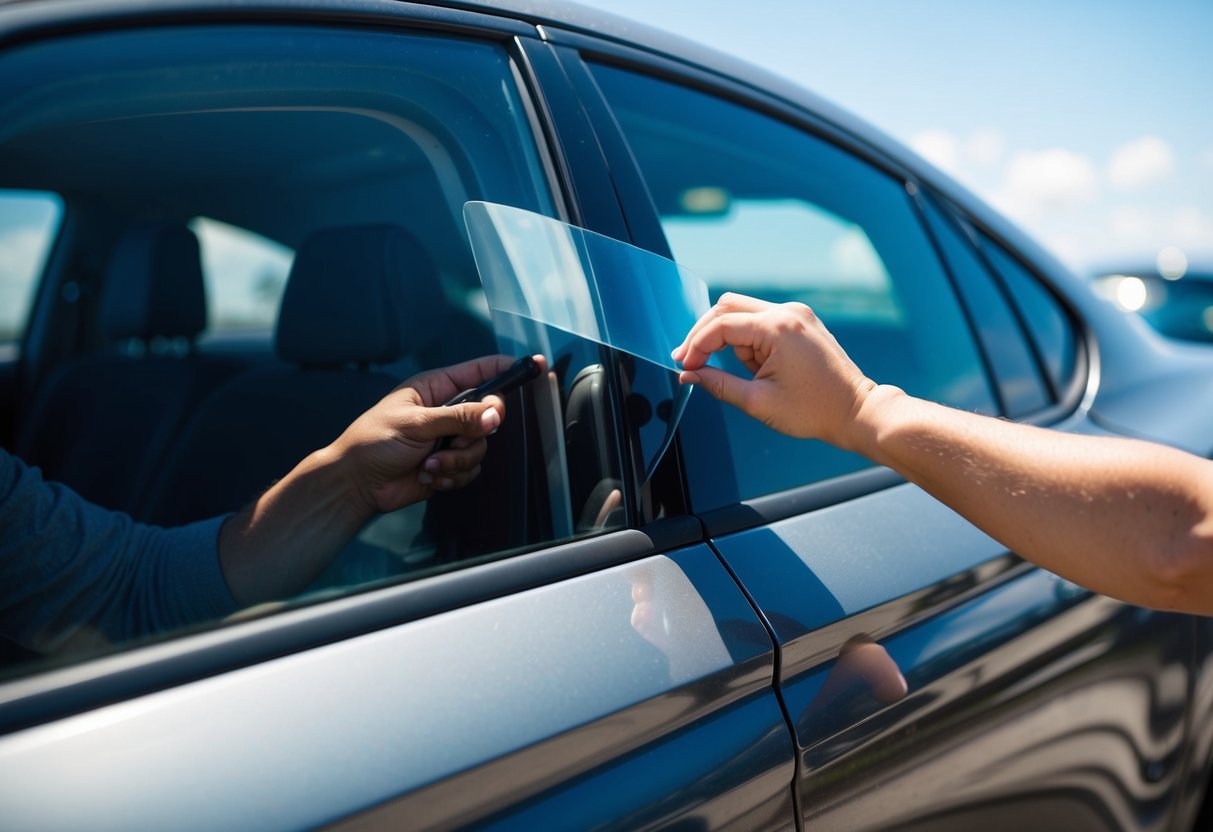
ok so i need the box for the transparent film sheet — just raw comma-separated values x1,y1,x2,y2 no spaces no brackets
465,201,711,480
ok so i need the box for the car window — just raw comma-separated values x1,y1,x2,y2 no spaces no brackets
0,25,624,676
918,194,1050,417
976,234,1078,399
590,64,995,502
191,217,292,344
0,190,62,359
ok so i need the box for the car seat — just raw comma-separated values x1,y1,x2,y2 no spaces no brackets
140,224,448,527
15,222,242,515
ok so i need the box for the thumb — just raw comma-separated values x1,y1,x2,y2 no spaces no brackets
411,401,502,441
681,366,755,413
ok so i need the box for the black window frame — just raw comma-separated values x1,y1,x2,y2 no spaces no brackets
929,194,1090,424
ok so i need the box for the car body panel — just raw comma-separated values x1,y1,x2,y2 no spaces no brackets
0,545,796,830
707,409,1201,829
797,577,1193,830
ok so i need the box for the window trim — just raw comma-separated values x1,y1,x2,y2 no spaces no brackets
546,25,927,194
0,515,701,735
956,209,1091,420
909,187,1010,416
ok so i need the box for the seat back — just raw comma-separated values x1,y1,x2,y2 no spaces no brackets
141,225,444,527
15,223,240,514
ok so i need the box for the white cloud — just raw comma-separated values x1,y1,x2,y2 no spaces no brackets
1108,136,1174,189
1171,206,1213,251
909,129,960,174
909,128,1005,177
1108,206,1153,245
1079,204,1213,271
965,129,1005,168
994,148,1099,220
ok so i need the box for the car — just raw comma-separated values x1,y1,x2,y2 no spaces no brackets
1093,265,1213,344
2,1,1213,829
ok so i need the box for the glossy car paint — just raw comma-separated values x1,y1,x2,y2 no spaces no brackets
0,546,794,830
0,1,1211,830
700,409,1198,829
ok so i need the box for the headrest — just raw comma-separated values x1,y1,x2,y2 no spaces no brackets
276,225,446,367
99,223,207,341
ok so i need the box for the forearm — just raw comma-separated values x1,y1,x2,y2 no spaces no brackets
849,386,1213,613
218,447,374,607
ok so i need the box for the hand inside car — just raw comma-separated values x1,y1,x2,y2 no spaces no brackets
219,354,546,606
330,354,546,514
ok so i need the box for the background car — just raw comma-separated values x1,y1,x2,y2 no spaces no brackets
2,1,1213,830
1094,265,1213,344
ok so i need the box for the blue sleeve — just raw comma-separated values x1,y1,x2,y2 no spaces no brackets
0,449,237,653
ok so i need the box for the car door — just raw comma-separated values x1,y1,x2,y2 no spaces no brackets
0,4,796,829
564,35,1201,831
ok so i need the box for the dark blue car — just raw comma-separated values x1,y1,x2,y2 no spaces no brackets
2,1,1213,829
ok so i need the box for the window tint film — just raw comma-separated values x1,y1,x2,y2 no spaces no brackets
592,64,995,502
0,190,62,355
919,195,1049,417
977,235,1078,399
0,25,622,678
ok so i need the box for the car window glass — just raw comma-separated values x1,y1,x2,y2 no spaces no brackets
0,25,623,678
977,235,1078,399
0,190,62,358
190,217,292,344
591,63,995,502
919,195,1050,417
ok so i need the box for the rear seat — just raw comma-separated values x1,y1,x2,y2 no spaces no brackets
15,223,242,516
140,224,448,527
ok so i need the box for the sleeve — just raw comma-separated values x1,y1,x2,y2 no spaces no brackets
0,450,237,653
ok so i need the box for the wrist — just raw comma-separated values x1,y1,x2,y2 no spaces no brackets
302,443,380,523
842,383,907,462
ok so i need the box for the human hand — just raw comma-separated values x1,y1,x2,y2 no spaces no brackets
672,292,881,448
811,635,908,711
328,354,546,514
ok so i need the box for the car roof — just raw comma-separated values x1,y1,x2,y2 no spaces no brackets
0,0,1079,283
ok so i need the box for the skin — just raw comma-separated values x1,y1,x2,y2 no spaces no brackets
674,292,1213,615
218,354,544,607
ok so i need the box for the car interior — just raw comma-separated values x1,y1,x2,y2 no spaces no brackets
0,24,627,663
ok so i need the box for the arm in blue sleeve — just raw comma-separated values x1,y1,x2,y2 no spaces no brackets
0,450,237,653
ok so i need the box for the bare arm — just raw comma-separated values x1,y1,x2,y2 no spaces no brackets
218,355,539,607
675,293,1213,614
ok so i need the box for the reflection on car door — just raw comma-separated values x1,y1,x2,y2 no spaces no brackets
709,476,1194,830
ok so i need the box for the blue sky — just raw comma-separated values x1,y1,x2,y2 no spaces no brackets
583,0,1213,274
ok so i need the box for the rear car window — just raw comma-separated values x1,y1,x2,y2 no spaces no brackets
190,217,292,343
591,63,995,504
0,190,62,357
977,234,1078,400
0,25,623,677
918,195,1050,417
